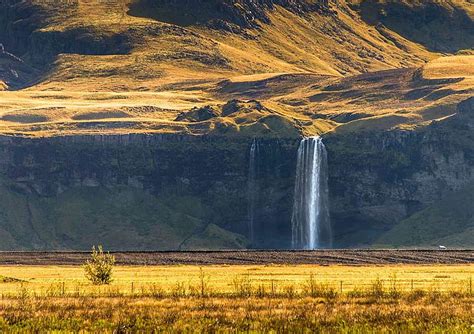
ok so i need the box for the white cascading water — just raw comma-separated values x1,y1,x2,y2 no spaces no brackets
291,136,332,249
247,138,259,245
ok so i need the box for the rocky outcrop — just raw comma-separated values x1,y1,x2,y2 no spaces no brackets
176,106,221,122
325,106,474,246
0,134,298,249
0,43,38,89
130,0,335,32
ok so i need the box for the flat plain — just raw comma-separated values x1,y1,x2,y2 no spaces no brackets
0,251,472,332
0,249,472,265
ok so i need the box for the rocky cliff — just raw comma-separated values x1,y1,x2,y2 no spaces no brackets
327,101,474,247
0,97,473,250
0,134,298,250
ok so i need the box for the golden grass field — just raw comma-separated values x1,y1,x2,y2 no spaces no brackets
0,264,472,295
0,264,472,331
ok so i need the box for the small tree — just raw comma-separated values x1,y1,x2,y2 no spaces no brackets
83,245,115,285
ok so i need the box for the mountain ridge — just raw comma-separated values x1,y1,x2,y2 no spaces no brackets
0,0,472,137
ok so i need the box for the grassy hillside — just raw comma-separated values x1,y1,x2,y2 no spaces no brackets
350,0,474,53
0,177,246,250
376,183,474,247
0,0,471,137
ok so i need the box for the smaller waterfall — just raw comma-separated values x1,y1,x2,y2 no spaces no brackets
247,138,260,245
291,137,332,249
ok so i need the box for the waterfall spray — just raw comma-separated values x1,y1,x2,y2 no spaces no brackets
247,138,259,245
291,136,332,249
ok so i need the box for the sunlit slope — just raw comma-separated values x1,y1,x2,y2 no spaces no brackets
0,0,472,136
0,55,471,137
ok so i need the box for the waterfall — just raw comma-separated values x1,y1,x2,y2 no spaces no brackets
247,138,259,245
291,136,332,249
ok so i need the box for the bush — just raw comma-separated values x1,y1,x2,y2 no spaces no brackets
83,245,115,285
369,278,385,299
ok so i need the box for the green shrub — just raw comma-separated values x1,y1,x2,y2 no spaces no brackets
370,278,385,299
83,245,115,285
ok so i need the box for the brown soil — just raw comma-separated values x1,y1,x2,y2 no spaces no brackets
0,250,472,266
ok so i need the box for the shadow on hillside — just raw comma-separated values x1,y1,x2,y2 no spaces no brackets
354,0,474,53
128,0,274,30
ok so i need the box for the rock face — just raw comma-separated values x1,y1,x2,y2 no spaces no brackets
0,134,298,250
130,0,333,31
1,105,474,250
326,105,474,247
0,97,472,250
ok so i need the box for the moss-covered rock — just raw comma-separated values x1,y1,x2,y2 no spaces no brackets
325,109,474,247
0,134,298,250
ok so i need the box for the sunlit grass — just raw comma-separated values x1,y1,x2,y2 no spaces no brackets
0,264,471,296
2,0,473,137
0,264,471,332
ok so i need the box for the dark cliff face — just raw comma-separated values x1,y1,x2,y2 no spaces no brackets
0,101,473,250
0,134,298,250
326,107,474,247
129,0,332,31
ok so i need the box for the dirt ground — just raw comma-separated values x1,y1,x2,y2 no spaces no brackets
0,249,472,265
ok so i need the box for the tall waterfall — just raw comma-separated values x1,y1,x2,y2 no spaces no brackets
291,137,332,249
247,138,259,245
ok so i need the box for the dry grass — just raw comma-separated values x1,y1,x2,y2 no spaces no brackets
0,264,471,331
1,295,471,332
0,0,472,137
0,264,472,295
0,56,472,137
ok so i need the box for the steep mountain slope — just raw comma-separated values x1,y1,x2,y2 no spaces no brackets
0,0,472,249
351,0,474,53
0,0,471,137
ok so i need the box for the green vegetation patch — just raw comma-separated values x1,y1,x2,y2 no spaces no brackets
0,179,247,250
377,183,474,247
0,276,25,283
